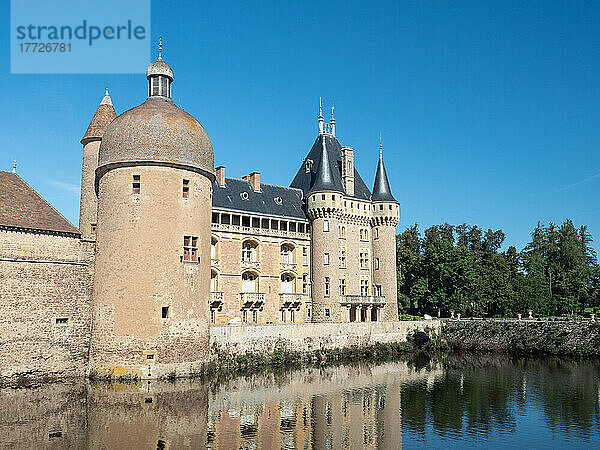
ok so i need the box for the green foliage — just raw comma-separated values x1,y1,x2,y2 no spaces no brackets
397,220,599,318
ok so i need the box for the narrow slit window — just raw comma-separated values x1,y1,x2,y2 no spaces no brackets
182,179,190,198
132,175,141,194
161,306,170,319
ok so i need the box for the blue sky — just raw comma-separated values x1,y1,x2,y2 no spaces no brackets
1,0,599,254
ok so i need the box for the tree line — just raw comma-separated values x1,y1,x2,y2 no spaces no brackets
396,219,600,317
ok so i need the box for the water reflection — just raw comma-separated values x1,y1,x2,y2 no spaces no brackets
2,355,600,448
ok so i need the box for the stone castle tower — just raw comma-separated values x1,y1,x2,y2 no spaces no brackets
292,103,400,323
371,141,400,321
79,89,116,240
88,44,215,379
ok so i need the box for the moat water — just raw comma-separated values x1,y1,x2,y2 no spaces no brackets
1,354,599,449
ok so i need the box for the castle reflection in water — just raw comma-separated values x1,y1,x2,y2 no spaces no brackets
3,356,600,448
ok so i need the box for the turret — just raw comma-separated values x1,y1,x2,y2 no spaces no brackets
79,88,115,239
371,139,400,321
89,41,215,379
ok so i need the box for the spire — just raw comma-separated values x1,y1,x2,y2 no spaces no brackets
372,139,396,202
81,88,117,144
308,134,344,193
12,160,16,174
330,106,336,137
318,97,324,134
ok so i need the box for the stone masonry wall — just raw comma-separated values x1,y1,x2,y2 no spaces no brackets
210,320,440,357
442,320,600,356
0,229,94,381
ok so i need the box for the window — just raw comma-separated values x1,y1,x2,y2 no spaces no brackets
281,244,294,264
252,310,257,323
339,248,347,268
210,309,215,323
360,229,369,241
307,308,311,318
375,285,382,296
242,310,248,323
242,272,258,292
360,280,369,296
183,236,198,261
324,253,330,265
55,317,68,325
360,250,369,269
379,204,384,210
302,274,308,294
321,194,325,201
281,309,286,322
290,309,295,323
324,277,330,297
374,228,379,239
132,174,141,194
359,229,363,240
339,225,346,239
211,237,218,260
302,247,308,265
281,273,294,293
323,219,329,232
339,278,346,296
161,306,170,319
325,308,330,317
375,258,380,270
242,240,257,262
182,179,189,198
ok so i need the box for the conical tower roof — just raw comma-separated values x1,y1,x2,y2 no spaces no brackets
308,134,344,194
81,88,116,144
372,144,396,202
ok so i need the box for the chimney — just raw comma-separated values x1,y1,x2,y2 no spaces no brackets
249,172,261,191
340,146,354,196
216,166,226,186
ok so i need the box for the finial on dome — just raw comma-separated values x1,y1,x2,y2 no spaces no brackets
100,87,112,106
105,87,109,96
158,37,162,59
12,160,16,174
379,132,383,159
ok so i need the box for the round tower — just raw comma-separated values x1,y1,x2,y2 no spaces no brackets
371,143,400,321
79,89,116,239
89,43,215,379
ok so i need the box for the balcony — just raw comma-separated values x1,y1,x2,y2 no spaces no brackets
240,292,265,309
280,262,297,272
241,259,261,270
210,291,224,309
341,295,386,306
279,293,303,308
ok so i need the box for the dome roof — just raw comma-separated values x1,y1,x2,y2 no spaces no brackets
146,57,173,80
98,97,214,175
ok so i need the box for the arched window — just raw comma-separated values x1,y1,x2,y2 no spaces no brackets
280,244,294,264
211,236,218,260
281,273,294,293
242,240,258,262
242,271,258,292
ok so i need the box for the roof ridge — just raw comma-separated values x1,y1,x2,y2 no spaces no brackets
223,177,303,192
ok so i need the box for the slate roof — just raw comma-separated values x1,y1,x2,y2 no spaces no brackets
290,134,372,201
0,171,80,235
81,90,116,144
372,155,397,202
212,177,308,220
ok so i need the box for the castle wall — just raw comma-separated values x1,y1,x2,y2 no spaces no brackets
0,229,93,380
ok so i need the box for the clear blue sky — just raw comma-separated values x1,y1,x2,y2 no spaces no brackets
1,0,599,253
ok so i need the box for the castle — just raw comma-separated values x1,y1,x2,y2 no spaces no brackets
0,47,399,380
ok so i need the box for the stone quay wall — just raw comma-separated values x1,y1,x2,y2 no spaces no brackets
442,319,600,356
210,320,441,357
